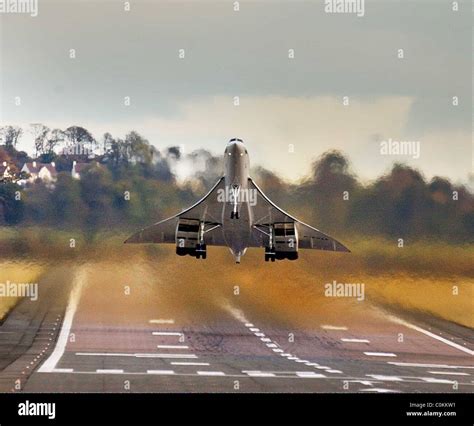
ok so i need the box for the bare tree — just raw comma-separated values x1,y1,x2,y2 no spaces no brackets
30,124,50,156
0,126,23,149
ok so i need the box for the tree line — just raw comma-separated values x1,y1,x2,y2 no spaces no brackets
0,125,472,242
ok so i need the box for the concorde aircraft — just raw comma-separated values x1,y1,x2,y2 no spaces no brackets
125,139,350,263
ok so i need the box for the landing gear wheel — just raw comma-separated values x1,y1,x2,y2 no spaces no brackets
195,244,207,260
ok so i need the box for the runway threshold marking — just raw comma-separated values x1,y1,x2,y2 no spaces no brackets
38,269,86,373
387,314,474,356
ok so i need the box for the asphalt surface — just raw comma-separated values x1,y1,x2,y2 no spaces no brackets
0,260,472,393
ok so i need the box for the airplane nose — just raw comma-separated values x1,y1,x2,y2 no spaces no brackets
227,140,245,156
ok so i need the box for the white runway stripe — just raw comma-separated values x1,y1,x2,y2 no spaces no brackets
244,323,254,327
364,352,397,357
387,315,474,356
171,362,210,366
428,371,469,376
75,352,198,359
38,269,86,373
367,374,403,381
321,325,348,330
296,372,326,378
421,377,456,384
157,345,189,349
341,338,370,343
387,362,474,370
244,371,276,377
147,370,175,375
96,369,124,374
149,319,175,324
196,371,225,376
51,368,74,373
152,332,183,336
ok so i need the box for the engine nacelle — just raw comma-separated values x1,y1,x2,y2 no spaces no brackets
265,222,299,261
175,218,206,259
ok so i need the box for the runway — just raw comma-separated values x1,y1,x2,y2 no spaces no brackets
0,260,472,393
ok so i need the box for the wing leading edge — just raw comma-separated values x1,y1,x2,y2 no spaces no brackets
124,177,227,246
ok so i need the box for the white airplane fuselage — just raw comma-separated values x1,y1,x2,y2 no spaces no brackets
222,139,252,262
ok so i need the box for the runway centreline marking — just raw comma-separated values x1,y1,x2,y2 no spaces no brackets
149,319,175,324
38,269,86,373
75,352,198,359
152,332,183,336
341,338,370,343
387,314,474,356
364,352,397,357
96,369,124,374
388,362,474,369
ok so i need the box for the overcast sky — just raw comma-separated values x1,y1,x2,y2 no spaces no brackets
0,0,472,184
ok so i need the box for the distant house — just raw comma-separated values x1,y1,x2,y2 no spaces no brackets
20,161,58,185
71,161,90,179
0,162,11,179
